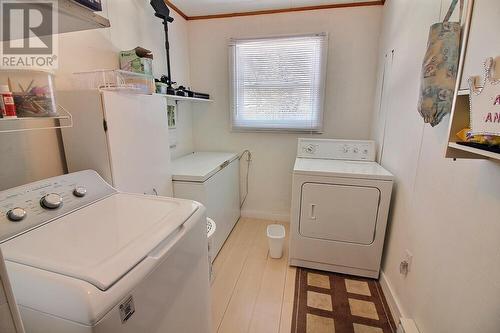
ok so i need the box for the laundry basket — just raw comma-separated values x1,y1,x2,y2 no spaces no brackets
267,224,285,259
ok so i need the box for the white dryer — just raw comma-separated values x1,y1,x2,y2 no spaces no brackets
289,139,394,278
0,171,211,333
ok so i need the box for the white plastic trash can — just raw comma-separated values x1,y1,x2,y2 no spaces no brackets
267,224,285,259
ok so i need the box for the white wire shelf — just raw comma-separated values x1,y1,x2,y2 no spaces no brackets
0,105,72,133
73,69,155,94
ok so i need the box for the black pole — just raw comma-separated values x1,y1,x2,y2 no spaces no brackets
163,20,172,88
150,0,174,91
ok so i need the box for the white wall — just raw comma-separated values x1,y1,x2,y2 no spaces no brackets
373,1,500,332
0,0,194,190
188,7,383,220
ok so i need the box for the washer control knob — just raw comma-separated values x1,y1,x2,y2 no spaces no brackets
40,193,63,210
73,186,87,198
353,147,359,153
7,208,27,222
343,145,350,153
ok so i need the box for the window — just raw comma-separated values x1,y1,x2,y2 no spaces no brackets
229,33,328,132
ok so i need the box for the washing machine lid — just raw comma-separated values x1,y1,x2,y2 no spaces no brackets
0,193,198,291
294,158,394,180
172,152,239,182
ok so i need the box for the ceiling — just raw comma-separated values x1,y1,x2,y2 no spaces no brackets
167,0,382,19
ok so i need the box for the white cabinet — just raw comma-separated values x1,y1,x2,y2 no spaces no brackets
460,0,500,90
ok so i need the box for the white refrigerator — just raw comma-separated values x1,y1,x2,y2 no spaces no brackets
59,90,173,196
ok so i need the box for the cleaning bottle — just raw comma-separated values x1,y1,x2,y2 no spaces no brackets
0,85,16,118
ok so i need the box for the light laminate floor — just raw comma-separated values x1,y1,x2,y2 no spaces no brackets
211,218,296,333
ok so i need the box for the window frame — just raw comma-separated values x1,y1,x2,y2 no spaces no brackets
229,33,328,133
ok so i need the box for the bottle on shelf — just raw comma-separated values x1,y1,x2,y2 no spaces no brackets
0,85,17,118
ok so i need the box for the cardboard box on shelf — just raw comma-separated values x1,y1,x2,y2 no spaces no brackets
119,47,154,76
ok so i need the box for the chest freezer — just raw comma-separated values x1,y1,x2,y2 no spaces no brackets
172,152,240,260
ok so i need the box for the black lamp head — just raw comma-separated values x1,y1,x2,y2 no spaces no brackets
150,0,174,22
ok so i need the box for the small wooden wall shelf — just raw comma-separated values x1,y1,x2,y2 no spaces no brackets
446,0,500,161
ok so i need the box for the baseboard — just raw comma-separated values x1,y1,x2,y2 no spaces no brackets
379,271,405,324
240,209,290,222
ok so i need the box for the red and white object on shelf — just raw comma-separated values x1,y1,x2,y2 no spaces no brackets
0,85,17,118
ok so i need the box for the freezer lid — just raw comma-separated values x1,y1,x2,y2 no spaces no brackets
172,152,239,182
294,158,394,180
0,193,199,291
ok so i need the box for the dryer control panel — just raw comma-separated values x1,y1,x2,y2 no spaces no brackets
297,138,376,161
0,170,115,243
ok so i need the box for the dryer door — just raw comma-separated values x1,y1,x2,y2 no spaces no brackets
299,183,380,244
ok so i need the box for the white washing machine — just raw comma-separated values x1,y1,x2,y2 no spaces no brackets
289,139,394,278
0,170,211,333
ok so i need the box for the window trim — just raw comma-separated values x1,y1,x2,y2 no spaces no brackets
229,33,328,133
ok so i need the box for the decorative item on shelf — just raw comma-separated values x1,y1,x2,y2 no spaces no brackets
14,84,58,117
468,57,500,136
0,70,58,118
192,91,210,100
119,47,153,76
167,102,178,147
175,86,188,97
71,0,102,11
0,71,72,133
158,75,176,95
155,81,168,94
456,127,500,154
167,104,177,129
417,0,463,127
456,130,500,154
457,128,500,145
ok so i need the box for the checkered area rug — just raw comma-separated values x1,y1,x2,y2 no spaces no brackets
291,268,395,333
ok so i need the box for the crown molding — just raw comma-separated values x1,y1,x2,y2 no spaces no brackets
164,0,385,21
164,0,188,20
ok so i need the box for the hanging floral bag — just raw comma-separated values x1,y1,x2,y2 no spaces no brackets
417,0,463,127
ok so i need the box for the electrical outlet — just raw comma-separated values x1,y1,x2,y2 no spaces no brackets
399,250,413,277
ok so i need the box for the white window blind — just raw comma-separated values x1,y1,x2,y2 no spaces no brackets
229,33,328,132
